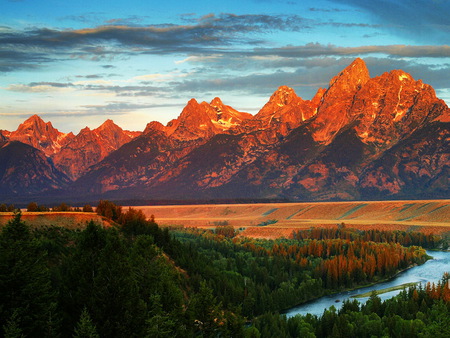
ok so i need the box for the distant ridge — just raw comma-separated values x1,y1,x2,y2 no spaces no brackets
1,58,448,203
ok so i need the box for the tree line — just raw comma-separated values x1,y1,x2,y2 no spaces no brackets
253,274,450,337
292,225,446,249
0,200,446,337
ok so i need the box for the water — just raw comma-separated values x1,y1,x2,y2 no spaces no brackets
286,251,450,317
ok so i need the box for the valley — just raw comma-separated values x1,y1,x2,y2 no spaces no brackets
134,199,450,239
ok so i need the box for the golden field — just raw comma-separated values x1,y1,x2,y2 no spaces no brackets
0,212,112,229
0,200,448,240
133,200,450,239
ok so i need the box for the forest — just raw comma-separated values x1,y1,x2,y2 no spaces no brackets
0,201,448,337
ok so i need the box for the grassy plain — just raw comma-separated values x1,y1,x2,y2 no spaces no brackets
0,212,112,229
133,200,450,239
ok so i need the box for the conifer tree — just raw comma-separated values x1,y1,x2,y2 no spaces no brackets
73,308,99,338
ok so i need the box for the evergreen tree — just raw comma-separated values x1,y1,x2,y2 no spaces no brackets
73,308,99,338
2,310,24,338
145,294,176,338
0,211,58,336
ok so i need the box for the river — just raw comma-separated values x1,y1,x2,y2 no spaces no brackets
286,251,450,317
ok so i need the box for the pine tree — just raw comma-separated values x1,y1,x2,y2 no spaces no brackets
2,310,24,338
73,308,99,338
0,211,57,336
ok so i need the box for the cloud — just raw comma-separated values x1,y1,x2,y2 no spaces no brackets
0,13,309,51
6,82,74,93
105,15,150,25
59,12,105,24
80,101,182,113
309,7,351,12
329,0,450,43
166,54,450,103
0,50,53,72
250,43,450,58
0,13,313,72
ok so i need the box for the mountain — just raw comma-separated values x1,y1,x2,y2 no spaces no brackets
52,119,141,180
1,58,448,202
0,141,70,196
165,97,253,140
73,98,253,194
2,117,141,181
0,132,7,147
7,115,74,156
71,58,448,202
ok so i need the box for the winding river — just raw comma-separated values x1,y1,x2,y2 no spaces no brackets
286,251,450,317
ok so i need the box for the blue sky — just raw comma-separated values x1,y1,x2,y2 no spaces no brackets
1,0,450,133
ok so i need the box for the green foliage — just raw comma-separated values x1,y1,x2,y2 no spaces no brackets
82,204,94,212
0,205,447,336
0,211,58,336
52,202,72,212
215,225,237,238
26,201,38,212
96,200,122,221
2,310,24,338
0,204,16,212
253,274,450,337
256,219,278,226
26,202,49,212
73,308,99,338
293,226,444,249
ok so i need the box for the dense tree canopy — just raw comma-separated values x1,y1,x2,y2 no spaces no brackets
0,201,448,337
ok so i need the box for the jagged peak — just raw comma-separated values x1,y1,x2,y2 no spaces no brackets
311,88,326,104
19,114,49,129
270,86,298,103
328,57,370,89
96,119,121,131
186,98,200,106
144,121,166,134
385,69,414,83
210,97,223,107
25,114,44,122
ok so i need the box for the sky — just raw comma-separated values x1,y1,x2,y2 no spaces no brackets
1,0,450,133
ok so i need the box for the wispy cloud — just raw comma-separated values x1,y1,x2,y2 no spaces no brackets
6,82,74,93
0,13,314,72
80,101,182,113
309,7,352,12
247,43,450,58
329,0,450,43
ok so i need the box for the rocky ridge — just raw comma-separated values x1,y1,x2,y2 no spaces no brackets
1,58,448,201
0,117,141,192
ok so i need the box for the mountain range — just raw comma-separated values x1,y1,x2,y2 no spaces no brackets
1,58,448,203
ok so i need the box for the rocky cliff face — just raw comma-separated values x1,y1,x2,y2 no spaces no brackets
52,120,139,180
2,58,448,201
0,117,141,194
73,98,253,194
164,97,252,140
8,115,74,156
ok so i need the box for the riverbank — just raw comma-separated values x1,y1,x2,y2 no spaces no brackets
282,256,430,314
352,282,419,298
285,250,450,317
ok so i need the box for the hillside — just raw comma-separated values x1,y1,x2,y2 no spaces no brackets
0,212,112,229
134,200,450,239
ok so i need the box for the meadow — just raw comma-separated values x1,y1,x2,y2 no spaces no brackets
133,200,450,239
